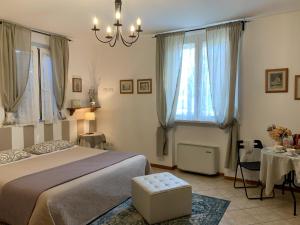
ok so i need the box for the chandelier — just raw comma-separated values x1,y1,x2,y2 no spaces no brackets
91,0,143,47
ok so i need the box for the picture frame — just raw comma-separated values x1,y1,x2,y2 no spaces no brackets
295,75,300,100
120,80,134,94
137,79,152,94
72,78,82,93
265,68,288,93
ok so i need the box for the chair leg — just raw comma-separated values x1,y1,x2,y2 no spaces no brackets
234,166,260,189
234,164,239,188
240,167,274,200
240,166,250,199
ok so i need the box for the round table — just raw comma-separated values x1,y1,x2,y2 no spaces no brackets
78,133,106,149
260,147,300,215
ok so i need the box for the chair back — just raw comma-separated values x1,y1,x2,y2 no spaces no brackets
237,139,264,164
253,140,263,149
237,140,244,163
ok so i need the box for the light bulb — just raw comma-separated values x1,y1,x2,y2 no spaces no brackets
93,17,98,26
136,18,142,26
116,11,121,20
106,26,112,34
130,25,135,33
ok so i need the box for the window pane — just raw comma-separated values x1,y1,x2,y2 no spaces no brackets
176,43,195,120
199,43,215,122
175,37,216,123
41,51,58,123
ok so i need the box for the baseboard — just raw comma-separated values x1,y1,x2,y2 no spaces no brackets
152,167,299,193
224,175,259,185
151,163,177,170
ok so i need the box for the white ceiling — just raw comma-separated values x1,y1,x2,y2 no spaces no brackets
1,0,300,38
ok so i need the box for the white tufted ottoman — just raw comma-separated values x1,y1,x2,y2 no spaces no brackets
132,172,192,224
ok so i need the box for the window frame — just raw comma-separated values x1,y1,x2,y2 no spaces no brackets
175,34,216,124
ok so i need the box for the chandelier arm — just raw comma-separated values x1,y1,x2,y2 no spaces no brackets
94,31,113,44
109,27,120,47
121,32,140,46
109,32,118,47
120,33,133,47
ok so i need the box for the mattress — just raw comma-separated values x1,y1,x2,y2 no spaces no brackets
0,146,149,225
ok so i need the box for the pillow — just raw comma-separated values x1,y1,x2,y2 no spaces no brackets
0,150,31,165
24,140,74,155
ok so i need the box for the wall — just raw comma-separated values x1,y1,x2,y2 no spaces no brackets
95,10,300,176
94,35,171,165
240,11,300,146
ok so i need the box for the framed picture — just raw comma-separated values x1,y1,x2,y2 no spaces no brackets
137,79,152,94
72,78,82,92
265,68,288,93
295,75,300,100
120,80,134,94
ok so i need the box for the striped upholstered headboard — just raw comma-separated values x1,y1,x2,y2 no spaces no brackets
0,119,96,151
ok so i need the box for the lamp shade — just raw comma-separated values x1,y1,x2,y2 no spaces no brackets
85,112,96,121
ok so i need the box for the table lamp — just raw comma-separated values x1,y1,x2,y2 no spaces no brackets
85,112,96,134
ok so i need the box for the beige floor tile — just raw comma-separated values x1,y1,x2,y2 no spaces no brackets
151,168,300,224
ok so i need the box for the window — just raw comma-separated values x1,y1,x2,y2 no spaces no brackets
17,46,58,124
176,31,215,122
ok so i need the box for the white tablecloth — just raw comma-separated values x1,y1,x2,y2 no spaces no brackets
260,148,300,195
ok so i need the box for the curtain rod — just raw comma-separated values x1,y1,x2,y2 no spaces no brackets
0,21,72,42
153,18,252,38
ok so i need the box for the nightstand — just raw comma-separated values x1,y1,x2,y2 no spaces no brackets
78,133,106,149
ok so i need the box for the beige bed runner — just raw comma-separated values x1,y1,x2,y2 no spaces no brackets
0,149,139,225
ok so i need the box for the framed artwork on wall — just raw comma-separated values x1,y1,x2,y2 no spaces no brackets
120,80,134,94
137,79,152,94
295,75,300,100
72,78,82,92
265,68,288,93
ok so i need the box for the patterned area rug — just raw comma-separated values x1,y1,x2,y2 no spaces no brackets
89,193,230,225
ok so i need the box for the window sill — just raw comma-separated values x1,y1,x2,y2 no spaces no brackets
175,120,218,127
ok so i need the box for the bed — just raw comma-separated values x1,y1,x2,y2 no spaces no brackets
0,146,149,225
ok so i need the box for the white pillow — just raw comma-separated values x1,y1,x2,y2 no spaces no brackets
24,140,74,155
0,150,31,165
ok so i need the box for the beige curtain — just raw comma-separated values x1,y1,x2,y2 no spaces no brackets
0,22,31,124
156,32,185,156
50,35,69,118
206,22,243,170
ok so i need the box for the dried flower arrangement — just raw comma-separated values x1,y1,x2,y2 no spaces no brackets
267,125,292,144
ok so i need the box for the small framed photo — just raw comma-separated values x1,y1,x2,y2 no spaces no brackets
137,79,152,94
295,75,300,100
72,78,82,93
120,80,134,94
265,68,288,93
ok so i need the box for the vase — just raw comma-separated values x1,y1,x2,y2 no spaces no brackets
283,136,293,147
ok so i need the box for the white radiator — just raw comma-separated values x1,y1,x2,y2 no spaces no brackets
177,143,219,175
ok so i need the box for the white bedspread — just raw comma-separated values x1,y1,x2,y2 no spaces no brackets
0,147,149,225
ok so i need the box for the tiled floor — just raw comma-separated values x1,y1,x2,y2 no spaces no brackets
152,168,300,225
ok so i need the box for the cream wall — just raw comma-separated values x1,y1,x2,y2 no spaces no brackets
94,35,170,165
240,11,300,145
95,10,300,176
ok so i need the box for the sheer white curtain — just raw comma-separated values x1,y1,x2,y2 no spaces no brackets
17,47,59,125
176,30,215,122
17,48,39,124
206,23,242,170
40,48,58,123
